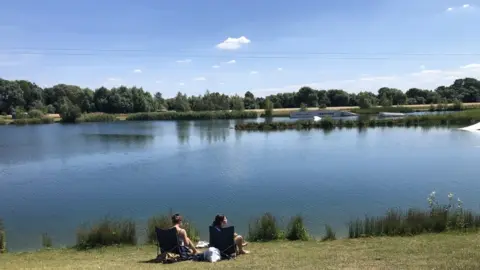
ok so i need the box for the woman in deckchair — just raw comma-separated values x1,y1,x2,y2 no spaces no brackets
212,214,249,254
172,213,199,255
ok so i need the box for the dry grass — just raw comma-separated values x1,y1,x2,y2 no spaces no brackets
1,233,479,269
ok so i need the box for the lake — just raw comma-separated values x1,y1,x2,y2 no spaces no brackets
1,120,480,251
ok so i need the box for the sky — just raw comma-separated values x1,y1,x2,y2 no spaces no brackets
1,0,480,97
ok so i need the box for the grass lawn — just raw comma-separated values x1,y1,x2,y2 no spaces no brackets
1,233,479,269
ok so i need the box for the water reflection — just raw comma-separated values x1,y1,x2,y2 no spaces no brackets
176,121,191,145
82,133,154,148
194,120,230,144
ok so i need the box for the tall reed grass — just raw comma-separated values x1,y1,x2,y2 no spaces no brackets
0,219,5,253
12,117,54,125
41,233,52,249
77,113,117,123
75,217,136,250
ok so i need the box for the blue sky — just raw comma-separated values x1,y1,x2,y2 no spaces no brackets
1,0,480,97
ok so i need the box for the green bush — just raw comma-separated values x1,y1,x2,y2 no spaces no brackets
0,219,5,253
78,113,117,123
60,104,82,123
285,215,309,241
41,233,52,248
321,224,336,241
248,213,283,242
75,217,136,250
0,119,7,125
28,109,44,118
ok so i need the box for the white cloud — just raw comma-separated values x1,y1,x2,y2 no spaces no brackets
219,82,225,85
225,60,236,64
107,77,120,81
155,80,162,84
176,59,192,63
250,71,259,75
193,77,206,81
216,36,251,50
461,63,480,69
133,69,142,73
463,4,470,8
178,82,185,86
447,7,453,11
277,68,283,71
212,65,220,69
420,65,426,70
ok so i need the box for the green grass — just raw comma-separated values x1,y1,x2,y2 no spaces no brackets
1,234,480,269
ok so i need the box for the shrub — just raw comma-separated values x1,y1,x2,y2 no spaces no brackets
12,117,54,125
28,109,44,118
0,119,7,125
78,113,117,123
60,104,82,123
146,213,200,244
264,99,274,118
127,111,257,121
321,224,336,241
248,213,282,242
42,233,52,248
299,103,308,112
318,103,327,109
75,217,136,250
0,219,5,253
452,99,464,111
285,215,309,241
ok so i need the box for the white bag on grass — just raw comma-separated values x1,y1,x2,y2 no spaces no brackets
204,247,221,262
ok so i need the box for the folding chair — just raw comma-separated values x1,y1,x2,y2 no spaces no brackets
155,227,182,256
209,226,237,259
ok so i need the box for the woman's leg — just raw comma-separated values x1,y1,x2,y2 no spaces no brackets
235,235,249,254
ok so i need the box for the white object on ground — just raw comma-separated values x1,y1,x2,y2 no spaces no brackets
204,247,221,262
195,241,209,248
459,122,480,131
313,116,322,122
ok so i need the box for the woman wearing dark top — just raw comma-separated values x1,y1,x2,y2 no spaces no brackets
212,214,249,254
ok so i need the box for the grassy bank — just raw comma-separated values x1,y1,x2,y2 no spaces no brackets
1,234,479,269
126,111,258,121
236,110,480,131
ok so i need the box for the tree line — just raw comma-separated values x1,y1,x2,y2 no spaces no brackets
1,77,480,115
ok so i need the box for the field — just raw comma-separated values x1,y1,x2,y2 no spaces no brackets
1,233,479,269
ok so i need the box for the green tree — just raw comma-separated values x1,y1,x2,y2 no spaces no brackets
0,79,25,113
231,95,245,111
264,98,273,117
174,92,191,112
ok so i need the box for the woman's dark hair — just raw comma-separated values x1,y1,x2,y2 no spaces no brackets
171,213,182,225
212,214,226,227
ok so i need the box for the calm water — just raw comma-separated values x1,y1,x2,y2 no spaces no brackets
1,120,480,251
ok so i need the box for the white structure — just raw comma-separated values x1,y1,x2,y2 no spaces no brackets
459,122,480,131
